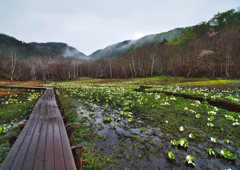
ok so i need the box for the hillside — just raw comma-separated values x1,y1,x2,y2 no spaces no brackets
89,27,188,59
0,34,43,58
29,42,87,60
0,34,87,60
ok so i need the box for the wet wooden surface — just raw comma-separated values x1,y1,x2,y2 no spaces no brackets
1,87,76,170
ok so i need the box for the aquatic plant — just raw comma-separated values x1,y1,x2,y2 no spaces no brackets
208,111,217,115
185,155,196,167
171,140,179,146
208,116,215,121
103,116,112,123
210,137,218,143
189,133,195,139
89,111,95,116
195,114,201,118
225,115,235,121
0,125,6,134
207,122,214,127
171,138,189,148
224,139,232,144
168,151,175,160
218,149,236,160
104,103,109,111
179,138,189,147
128,117,134,122
179,126,184,131
206,148,216,156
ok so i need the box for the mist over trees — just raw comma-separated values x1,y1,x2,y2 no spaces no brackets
0,8,240,80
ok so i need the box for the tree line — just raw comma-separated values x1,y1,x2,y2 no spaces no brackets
0,8,240,80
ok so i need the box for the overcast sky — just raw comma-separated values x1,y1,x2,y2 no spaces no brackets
0,0,239,55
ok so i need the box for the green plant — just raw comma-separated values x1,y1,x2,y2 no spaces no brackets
225,115,235,121
208,116,215,121
168,151,175,160
210,137,218,143
104,103,109,111
114,116,121,121
179,138,189,147
224,139,232,144
171,140,178,146
179,126,184,131
123,106,131,111
128,117,134,122
206,148,216,156
103,116,112,123
196,114,201,118
140,127,147,132
185,155,196,167
120,111,132,117
89,111,95,116
0,125,6,134
171,138,189,148
207,122,214,127
189,133,195,139
218,149,236,160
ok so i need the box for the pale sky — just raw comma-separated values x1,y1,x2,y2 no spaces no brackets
0,0,239,55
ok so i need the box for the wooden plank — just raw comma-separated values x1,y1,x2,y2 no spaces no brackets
32,114,48,170
21,102,46,169
44,116,55,170
53,107,66,170
58,114,76,170
44,89,56,170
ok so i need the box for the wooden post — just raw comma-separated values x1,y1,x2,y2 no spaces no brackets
66,125,75,145
18,123,26,130
8,136,18,148
60,108,65,116
63,115,68,125
71,145,83,170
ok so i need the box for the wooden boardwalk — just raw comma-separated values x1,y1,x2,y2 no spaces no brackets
1,87,76,170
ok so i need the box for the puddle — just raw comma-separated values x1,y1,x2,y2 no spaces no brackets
76,102,240,169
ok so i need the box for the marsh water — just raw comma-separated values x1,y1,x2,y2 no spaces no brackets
77,102,239,170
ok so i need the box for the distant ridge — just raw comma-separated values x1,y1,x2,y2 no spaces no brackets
29,42,88,60
1,27,188,60
89,27,189,59
0,33,87,60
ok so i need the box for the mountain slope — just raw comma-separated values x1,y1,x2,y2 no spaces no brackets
29,42,87,60
0,33,87,60
89,27,189,59
0,33,43,58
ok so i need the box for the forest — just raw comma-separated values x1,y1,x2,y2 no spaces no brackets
0,8,240,80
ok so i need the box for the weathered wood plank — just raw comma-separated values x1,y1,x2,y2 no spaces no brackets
44,117,55,170
53,112,66,170
21,100,46,169
33,114,48,170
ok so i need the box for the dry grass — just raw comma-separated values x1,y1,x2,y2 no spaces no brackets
20,81,43,86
